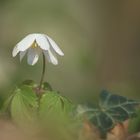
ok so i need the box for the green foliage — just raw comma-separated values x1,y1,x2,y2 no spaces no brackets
3,82,140,137
3,82,74,127
77,90,140,133
42,82,53,91
21,80,37,87
38,91,77,140
39,91,74,120
128,109,140,133
10,85,38,125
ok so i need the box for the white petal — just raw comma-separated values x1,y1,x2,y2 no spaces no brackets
17,34,35,51
43,51,51,63
12,46,19,57
45,50,58,65
36,34,50,50
27,48,39,65
46,35,64,56
19,51,27,61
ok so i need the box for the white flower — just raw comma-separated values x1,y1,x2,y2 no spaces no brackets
12,33,64,65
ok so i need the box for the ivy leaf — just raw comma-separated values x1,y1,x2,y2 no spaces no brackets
10,85,38,125
39,91,74,121
100,90,139,121
77,90,140,133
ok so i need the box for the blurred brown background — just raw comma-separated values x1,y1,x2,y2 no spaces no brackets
0,0,140,103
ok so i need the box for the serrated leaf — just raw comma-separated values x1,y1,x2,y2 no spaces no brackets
10,85,38,125
21,80,36,87
39,91,73,120
42,82,53,91
77,90,140,133
39,92,77,140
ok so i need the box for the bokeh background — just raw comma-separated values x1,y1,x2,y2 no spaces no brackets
0,0,140,105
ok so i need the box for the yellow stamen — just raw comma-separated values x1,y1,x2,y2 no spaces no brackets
31,40,38,48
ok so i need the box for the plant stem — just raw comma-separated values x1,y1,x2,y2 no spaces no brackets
38,53,46,92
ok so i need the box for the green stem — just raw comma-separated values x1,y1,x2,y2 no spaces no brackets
38,53,46,92
36,53,46,115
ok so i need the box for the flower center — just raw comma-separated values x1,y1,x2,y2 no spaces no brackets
31,40,38,48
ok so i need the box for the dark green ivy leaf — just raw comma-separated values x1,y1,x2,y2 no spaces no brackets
100,90,139,121
77,90,140,133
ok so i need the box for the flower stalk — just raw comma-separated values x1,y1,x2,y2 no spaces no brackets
36,53,46,111
38,53,46,92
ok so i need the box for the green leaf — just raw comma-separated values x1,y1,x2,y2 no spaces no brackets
77,90,140,133
39,91,74,121
42,82,53,91
2,93,15,117
100,90,139,121
128,109,140,133
10,85,38,125
39,92,77,140
21,80,37,87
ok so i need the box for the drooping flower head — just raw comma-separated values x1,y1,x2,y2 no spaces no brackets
12,33,64,65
